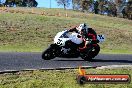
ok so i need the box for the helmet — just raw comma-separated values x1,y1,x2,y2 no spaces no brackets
76,23,88,34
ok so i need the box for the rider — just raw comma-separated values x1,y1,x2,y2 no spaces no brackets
68,23,98,49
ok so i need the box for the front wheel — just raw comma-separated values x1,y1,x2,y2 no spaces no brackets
42,45,56,60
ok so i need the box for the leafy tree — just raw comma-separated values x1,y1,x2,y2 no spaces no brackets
94,1,99,14
98,0,106,14
122,0,132,19
81,0,93,12
72,0,93,11
3,0,37,7
56,0,71,10
72,0,81,10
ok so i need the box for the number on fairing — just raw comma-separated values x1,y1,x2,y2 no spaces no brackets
57,39,63,45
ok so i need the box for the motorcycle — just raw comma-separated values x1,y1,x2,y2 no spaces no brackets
42,29,105,61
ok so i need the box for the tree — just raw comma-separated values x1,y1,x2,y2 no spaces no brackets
72,0,93,12
122,1,132,19
81,0,91,12
94,1,99,14
3,0,38,7
98,0,106,14
72,0,81,10
27,0,38,7
56,0,71,10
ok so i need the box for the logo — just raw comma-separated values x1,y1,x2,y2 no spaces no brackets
77,66,131,85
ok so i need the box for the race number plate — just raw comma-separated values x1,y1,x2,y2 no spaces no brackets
97,35,105,42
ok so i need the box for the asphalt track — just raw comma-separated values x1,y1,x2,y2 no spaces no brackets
0,52,132,72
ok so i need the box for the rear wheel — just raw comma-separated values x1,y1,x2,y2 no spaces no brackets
80,44,100,61
90,44,100,58
80,51,92,61
80,52,93,61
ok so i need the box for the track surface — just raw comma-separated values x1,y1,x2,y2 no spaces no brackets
0,52,132,71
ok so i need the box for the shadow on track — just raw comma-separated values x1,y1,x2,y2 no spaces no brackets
54,59,84,61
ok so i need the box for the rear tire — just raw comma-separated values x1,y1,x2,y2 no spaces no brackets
80,52,93,61
90,44,100,58
80,44,100,61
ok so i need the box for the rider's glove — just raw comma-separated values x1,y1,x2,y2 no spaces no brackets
86,40,91,45
85,39,92,46
64,29,69,33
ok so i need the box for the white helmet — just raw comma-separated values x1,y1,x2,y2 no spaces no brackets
76,23,88,33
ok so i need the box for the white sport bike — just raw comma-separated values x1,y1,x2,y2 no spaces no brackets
42,29,105,61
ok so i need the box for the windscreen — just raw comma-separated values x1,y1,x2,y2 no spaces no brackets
59,32,69,38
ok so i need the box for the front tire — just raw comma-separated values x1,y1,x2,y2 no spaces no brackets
42,45,56,60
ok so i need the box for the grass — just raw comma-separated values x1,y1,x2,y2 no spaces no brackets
0,68,132,88
0,7,132,54
0,8,132,87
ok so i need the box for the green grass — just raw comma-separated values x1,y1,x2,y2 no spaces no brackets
0,8,132,88
0,7,132,54
101,49,132,54
0,68,132,88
